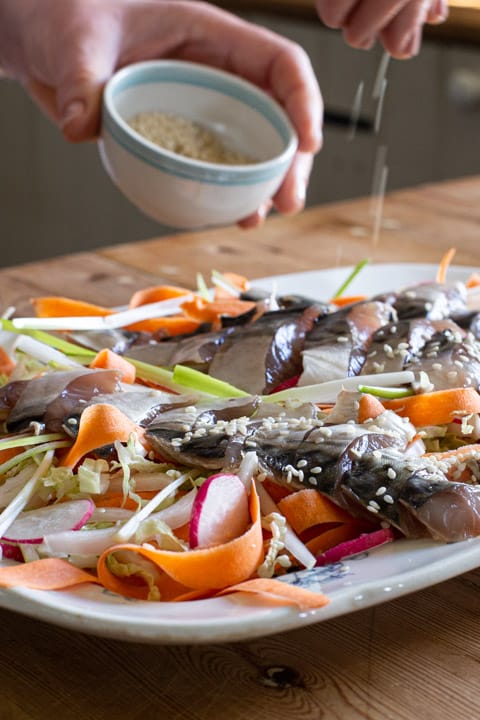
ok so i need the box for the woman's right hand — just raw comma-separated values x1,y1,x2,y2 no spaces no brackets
315,0,449,58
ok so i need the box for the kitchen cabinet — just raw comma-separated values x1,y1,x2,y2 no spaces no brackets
1,18,480,267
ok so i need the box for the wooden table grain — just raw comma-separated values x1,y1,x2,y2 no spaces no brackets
2,176,480,720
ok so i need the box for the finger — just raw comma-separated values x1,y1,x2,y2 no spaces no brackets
25,78,59,124
314,1,359,29
55,11,122,142
272,151,314,215
341,0,409,50
426,0,449,24
237,201,273,230
123,2,323,154
380,0,432,58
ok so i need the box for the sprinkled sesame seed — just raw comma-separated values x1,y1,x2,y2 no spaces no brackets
387,467,396,480
368,500,381,510
308,477,318,485
367,505,379,514
297,459,308,468
310,466,322,474
383,494,394,504
376,486,387,496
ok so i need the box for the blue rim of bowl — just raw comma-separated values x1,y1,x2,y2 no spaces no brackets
102,61,298,186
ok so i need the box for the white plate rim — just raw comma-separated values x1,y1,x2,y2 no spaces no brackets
1,261,479,644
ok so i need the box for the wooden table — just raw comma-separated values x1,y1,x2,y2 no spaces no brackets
2,176,480,720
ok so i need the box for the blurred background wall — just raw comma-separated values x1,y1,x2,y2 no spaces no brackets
1,7,480,267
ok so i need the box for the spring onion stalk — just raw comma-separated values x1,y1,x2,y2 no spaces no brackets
125,358,187,393
264,370,415,405
0,450,54,539
211,270,243,297
11,296,193,332
332,258,370,299
0,441,72,477
172,364,249,398
357,384,415,399
0,319,96,357
15,335,83,368
0,433,67,452
196,273,211,301
114,474,189,543
256,481,316,570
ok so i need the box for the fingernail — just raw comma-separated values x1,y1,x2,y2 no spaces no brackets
398,30,421,59
60,100,85,128
430,10,448,25
296,182,307,207
430,0,448,24
358,35,376,51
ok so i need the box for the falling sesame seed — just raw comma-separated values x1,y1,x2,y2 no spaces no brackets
383,494,394,504
337,336,349,343
387,467,396,480
367,505,379,514
308,477,318,485
376,486,387,496
310,466,322,474
369,500,381,510
297,459,308,468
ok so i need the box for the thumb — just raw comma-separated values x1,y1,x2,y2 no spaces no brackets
55,22,120,142
57,66,111,143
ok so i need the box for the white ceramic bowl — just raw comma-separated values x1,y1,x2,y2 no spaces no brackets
99,60,298,229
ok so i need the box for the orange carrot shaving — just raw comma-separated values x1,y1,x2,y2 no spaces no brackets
95,491,161,509
277,489,352,535
382,387,480,427
358,393,386,423
214,272,249,299
89,349,136,384
306,522,372,556
217,577,329,610
0,446,23,465
97,484,263,597
128,285,192,309
0,558,100,590
124,316,201,336
60,403,145,469
436,247,456,284
329,295,367,308
466,273,480,289
0,347,15,377
32,296,112,318
181,296,256,324
261,477,294,503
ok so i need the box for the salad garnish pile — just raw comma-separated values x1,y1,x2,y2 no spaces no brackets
0,251,479,610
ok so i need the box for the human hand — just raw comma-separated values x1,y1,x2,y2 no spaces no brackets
0,0,322,228
315,0,449,58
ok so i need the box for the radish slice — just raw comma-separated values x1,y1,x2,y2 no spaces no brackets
0,543,24,561
189,473,249,549
1,499,94,544
315,527,395,567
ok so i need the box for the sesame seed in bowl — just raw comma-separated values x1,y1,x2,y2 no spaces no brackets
99,60,298,229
